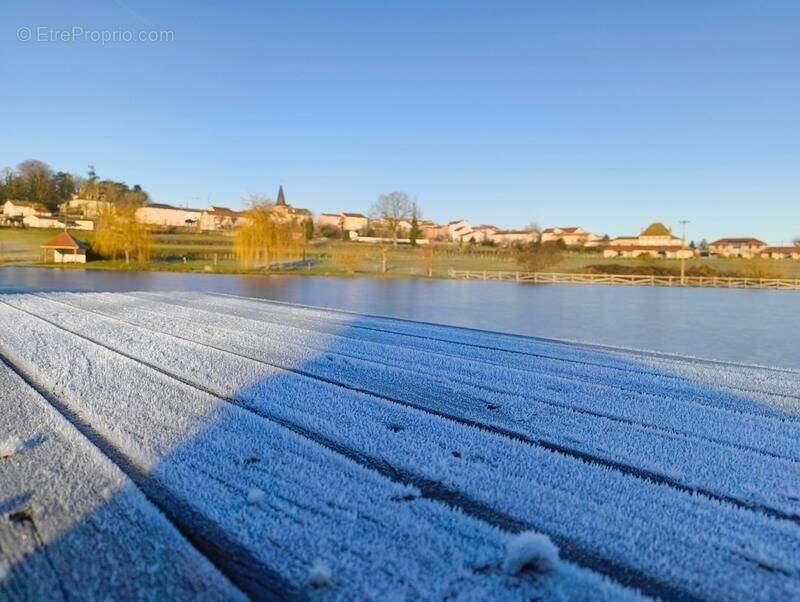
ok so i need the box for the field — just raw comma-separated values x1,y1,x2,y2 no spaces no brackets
2,227,800,279
1,292,799,600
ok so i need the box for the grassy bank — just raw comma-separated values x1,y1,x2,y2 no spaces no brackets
2,227,800,279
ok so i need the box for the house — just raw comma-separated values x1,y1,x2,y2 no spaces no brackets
446,219,473,242
709,238,768,258
421,222,449,241
490,229,539,246
582,234,605,248
540,226,600,247
470,225,498,243
39,231,88,264
341,213,369,233
604,222,691,258
135,203,204,227
318,213,342,229
0,199,92,230
317,212,369,234
2,200,52,221
368,217,413,237
760,246,800,260
23,214,94,231
60,197,111,218
199,206,243,231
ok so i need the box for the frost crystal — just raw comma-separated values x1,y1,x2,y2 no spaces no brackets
247,488,265,505
308,559,331,588
503,531,560,574
0,436,23,459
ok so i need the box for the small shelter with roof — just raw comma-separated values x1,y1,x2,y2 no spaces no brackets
40,231,88,264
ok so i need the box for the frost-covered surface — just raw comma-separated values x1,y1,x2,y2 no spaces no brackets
0,295,636,602
308,559,332,588
0,435,23,459
1,291,799,601
0,355,243,600
504,532,560,575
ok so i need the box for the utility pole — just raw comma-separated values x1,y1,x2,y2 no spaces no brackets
679,220,690,285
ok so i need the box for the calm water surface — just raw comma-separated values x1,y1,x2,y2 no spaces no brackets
1,266,797,368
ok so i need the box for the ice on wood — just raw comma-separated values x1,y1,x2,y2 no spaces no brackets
504,531,560,574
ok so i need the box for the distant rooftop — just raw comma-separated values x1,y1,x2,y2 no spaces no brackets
710,237,767,245
640,222,673,237
146,203,204,213
40,231,87,251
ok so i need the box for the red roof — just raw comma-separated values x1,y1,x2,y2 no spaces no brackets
710,238,767,246
208,206,240,216
763,246,799,253
609,244,688,252
40,231,87,250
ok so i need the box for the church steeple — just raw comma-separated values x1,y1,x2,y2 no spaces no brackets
276,185,286,206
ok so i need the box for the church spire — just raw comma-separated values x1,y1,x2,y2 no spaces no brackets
276,185,286,206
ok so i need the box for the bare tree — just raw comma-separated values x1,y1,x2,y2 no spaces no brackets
17,159,54,205
371,191,414,246
793,236,800,247
417,244,437,277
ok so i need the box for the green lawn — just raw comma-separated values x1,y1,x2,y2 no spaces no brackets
3,227,799,280
0,228,94,262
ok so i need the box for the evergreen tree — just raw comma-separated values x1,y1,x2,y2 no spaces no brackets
409,214,421,246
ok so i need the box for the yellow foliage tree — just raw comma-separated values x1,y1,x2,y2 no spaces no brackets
94,202,151,264
234,199,302,269
332,247,362,274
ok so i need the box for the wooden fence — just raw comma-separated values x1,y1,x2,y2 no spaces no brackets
448,270,800,290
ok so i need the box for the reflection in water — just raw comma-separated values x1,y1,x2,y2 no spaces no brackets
0,266,798,368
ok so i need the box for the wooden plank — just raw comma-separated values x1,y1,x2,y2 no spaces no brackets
0,301,635,601
0,360,243,601
36,292,800,508
10,293,800,602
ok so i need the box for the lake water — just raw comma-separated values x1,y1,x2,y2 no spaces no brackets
1,266,797,368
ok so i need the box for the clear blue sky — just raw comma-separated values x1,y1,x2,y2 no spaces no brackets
2,1,798,243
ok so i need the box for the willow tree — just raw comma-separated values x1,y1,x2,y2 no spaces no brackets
94,202,151,264
234,198,302,270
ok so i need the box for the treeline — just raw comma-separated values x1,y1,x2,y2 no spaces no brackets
0,160,148,211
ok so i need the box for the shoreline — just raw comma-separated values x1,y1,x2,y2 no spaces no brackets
2,262,799,291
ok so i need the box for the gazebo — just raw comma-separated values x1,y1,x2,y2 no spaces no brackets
40,231,88,264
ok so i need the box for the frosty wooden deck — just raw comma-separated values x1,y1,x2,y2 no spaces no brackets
1,292,799,601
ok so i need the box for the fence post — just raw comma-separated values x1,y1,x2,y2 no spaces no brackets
483,270,487,280
516,271,520,282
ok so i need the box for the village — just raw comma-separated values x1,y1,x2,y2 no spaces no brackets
4,3,800,600
1,186,798,266
0,180,800,262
